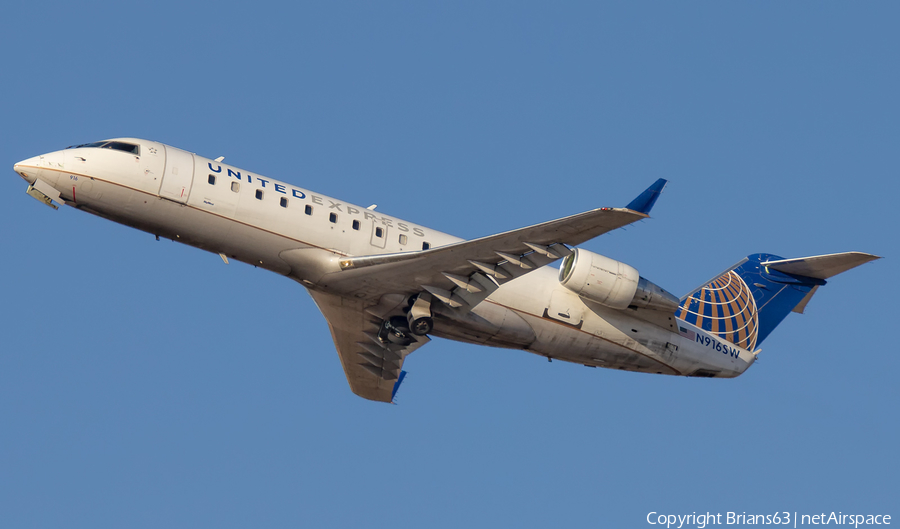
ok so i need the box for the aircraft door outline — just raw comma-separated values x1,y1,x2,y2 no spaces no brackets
159,145,194,203
370,221,388,249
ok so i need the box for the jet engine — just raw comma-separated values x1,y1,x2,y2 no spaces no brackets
558,248,680,312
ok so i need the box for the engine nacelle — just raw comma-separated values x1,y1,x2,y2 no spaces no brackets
559,249,680,312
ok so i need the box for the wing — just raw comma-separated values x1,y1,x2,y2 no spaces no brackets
321,206,648,310
306,180,665,402
308,289,427,403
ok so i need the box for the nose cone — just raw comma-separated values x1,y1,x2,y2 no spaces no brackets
14,156,42,184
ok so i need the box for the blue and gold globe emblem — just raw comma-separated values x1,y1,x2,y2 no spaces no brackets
676,271,759,351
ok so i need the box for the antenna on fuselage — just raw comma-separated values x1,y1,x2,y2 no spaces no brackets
367,204,377,210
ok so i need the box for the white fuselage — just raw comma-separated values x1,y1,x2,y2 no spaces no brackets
14,138,756,379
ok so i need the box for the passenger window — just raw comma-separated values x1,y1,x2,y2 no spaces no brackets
255,189,263,200
352,220,360,230
329,212,337,223
422,242,430,250
375,227,384,238
280,197,288,208
208,174,216,185
305,205,313,215
399,234,408,245
231,181,240,193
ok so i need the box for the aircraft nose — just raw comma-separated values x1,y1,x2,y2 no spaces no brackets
13,156,41,184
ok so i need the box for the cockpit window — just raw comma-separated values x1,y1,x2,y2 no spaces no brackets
66,140,139,155
68,141,108,149
103,141,140,155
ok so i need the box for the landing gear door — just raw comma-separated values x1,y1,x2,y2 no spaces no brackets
159,145,194,203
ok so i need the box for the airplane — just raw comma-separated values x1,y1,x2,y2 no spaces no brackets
14,138,881,403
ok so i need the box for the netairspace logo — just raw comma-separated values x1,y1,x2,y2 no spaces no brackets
646,512,891,529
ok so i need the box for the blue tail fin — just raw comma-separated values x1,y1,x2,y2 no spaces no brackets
677,252,879,350
676,254,825,351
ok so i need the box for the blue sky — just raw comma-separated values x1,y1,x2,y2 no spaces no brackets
1,2,897,527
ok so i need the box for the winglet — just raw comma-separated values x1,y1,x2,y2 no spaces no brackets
391,370,407,404
626,178,667,214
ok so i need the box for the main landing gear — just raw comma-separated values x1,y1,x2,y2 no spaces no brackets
406,293,434,336
380,316,416,346
376,293,434,345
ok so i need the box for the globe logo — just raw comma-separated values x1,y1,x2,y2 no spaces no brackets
676,271,759,351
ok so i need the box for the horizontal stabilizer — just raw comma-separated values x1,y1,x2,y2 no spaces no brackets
762,252,881,280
